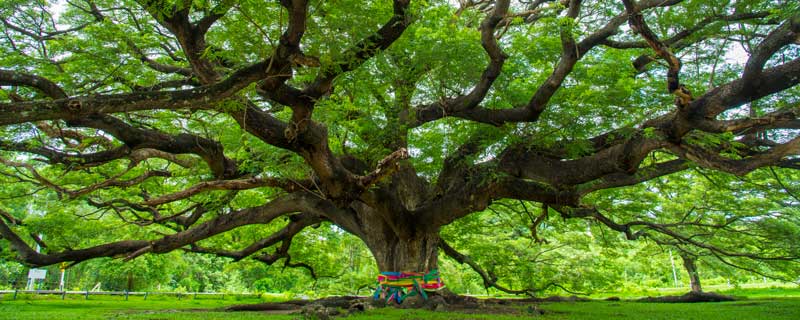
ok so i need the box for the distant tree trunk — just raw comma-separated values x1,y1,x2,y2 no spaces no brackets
680,254,702,293
126,271,133,292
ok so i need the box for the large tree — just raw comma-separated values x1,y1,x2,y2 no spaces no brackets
1,0,799,295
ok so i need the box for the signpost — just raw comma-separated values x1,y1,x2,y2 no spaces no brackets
26,233,45,290
27,268,47,290
59,262,67,291
28,269,47,279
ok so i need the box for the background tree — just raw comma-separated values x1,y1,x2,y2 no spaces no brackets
1,0,799,297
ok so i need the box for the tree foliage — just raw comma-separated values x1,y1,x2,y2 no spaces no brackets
0,0,799,296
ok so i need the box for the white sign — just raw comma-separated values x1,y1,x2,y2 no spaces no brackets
28,268,47,279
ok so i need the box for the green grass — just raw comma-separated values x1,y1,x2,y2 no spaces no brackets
718,286,800,299
2,288,800,319
0,295,283,320
583,282,800,300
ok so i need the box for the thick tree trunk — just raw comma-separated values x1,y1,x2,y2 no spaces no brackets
365,231,440,272
680,254,702,293
343,171,442,273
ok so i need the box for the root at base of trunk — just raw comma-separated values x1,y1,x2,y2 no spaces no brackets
637,291,736,303
223,291,550,317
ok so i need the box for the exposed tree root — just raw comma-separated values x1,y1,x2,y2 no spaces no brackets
223,291,735,319
223,292,552,316
224,296,362,311
637,291,736,303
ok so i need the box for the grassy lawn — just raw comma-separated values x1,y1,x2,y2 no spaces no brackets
0,294,281,320
1,287,799,319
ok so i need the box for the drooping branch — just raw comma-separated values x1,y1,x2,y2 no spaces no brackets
0,193,318,266
124,39,195,77
440,239,533,296
187,212,321,262
251,235,319,279
554,205,800,261
143,176,309,206
0,217,150,266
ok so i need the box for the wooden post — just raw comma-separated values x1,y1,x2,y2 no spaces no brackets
85,290,89,300
144,292,148,300
124,290,129,301
13,289,18,300
61,290,66,300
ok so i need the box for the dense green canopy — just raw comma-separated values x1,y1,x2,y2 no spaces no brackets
0,0,799,295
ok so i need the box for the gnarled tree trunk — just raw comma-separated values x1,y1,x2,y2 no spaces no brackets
347,200,441,273
363,227,440,273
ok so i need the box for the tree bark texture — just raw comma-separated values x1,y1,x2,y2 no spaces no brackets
681,254,702,293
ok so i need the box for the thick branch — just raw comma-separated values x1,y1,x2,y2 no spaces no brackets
0,140,131,168
742,17,800,85
303,0,412,98
0,69,67,99
410,0,513,127
623,0,692,107
357,148,409,189
498,136,667,186
578,159,690,195
676,60,800,135
0,59,274,125
668,137,800,176
66,114,238,178
0,209,23,225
